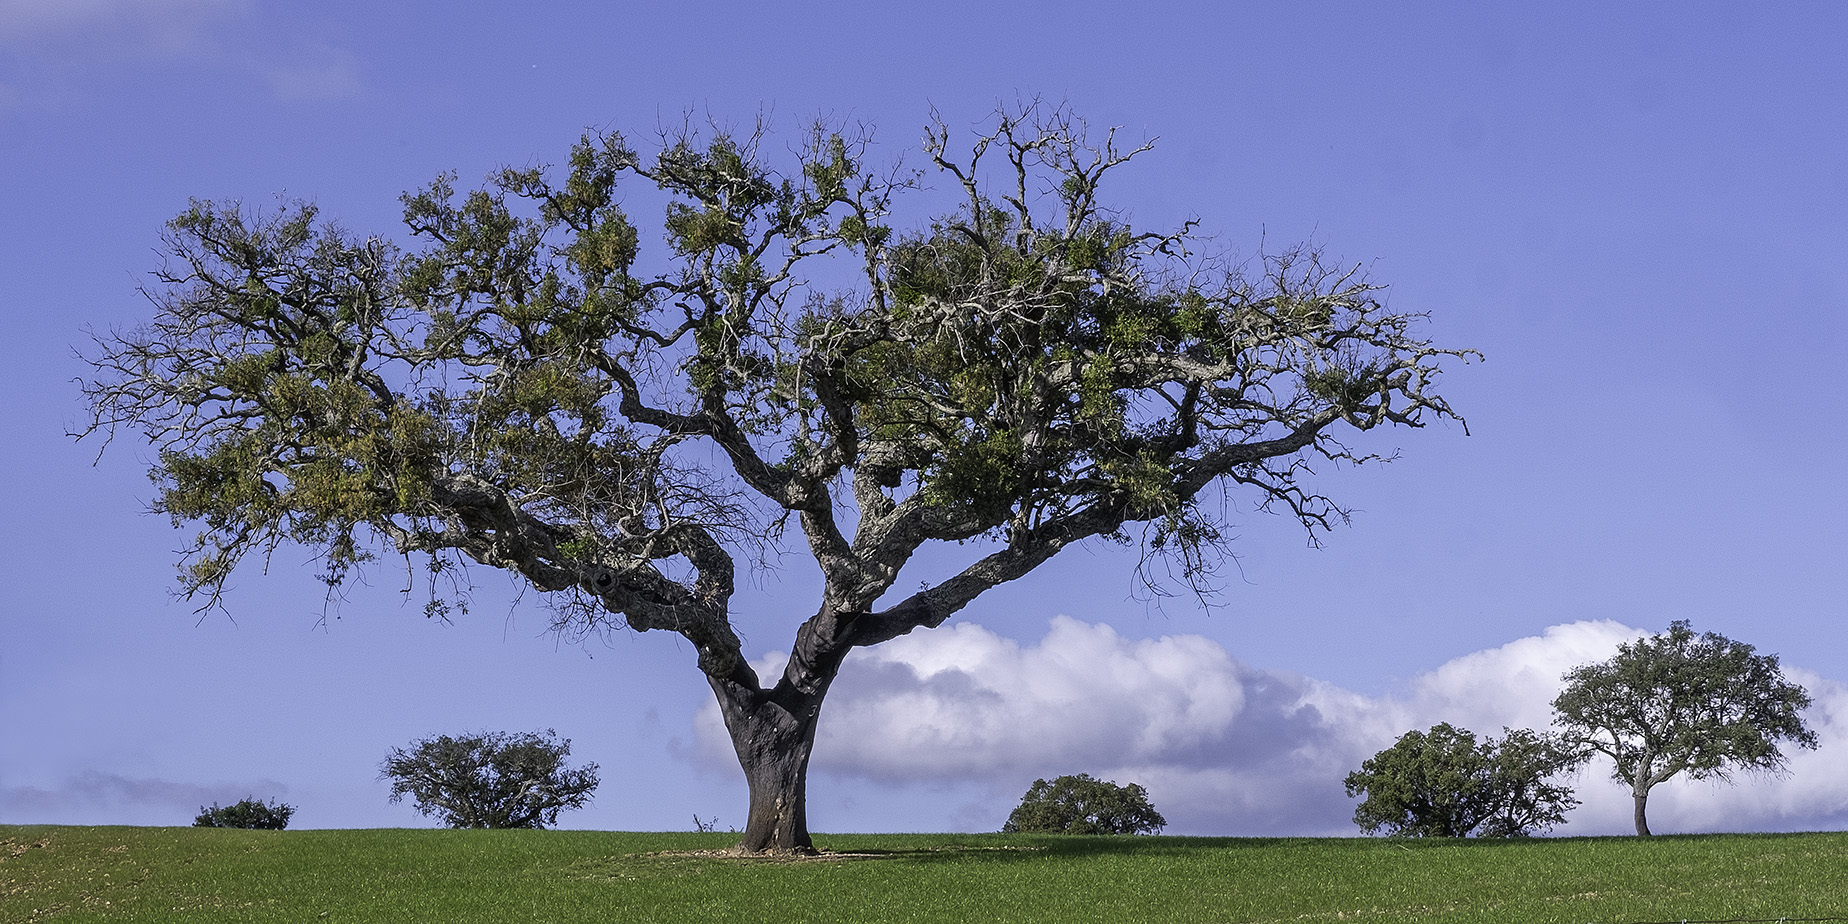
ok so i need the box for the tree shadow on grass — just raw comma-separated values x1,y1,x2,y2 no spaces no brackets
799,835,1311,865
802,832,1813,864
570,836,1267,875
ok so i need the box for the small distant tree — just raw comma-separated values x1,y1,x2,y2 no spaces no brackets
1344,723,1582,838
1552,620,1817,836
380,729,599,829
194,797,295,830
1002,773,1167,835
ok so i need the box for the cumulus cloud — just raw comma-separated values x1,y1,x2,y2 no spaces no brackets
820,618,1247,777
694,617,1848,836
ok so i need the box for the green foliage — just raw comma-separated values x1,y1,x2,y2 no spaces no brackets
380,729,600,829
192,797,296,830
1001,773,1167,835
1478,727,1585,838
1552,620,1817,835
1344,723,1582,838
83,107,1471,621
1303,363,1381,409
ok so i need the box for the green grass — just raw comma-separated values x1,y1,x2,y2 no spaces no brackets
4,826,1846,923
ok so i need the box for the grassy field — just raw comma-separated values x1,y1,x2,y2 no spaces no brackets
4,825,1846,923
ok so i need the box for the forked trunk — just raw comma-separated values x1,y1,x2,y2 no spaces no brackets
706,667,835,852
706,607,857,853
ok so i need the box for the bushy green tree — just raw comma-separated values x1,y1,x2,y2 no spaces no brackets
1553,621,1817,836
1344,723,1582,838
1002,773,1167,835
1477,727,1587,838
80,103,1473,853
380,729,599,829
193,797,295,830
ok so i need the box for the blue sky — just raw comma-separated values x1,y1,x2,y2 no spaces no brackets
2,1,1846,836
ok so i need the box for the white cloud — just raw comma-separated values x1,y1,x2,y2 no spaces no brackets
821,618,1247,776
1401,621,1648,733
695,617,1848,836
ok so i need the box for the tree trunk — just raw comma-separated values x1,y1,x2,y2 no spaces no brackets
1632,788,1652,837
709,678,823,853
705,609,856,854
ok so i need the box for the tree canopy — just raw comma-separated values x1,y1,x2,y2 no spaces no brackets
80,103,1475,852
1552,621,1817,836
1002,773,1167,835
1344,723,1582,838
380,729,600,829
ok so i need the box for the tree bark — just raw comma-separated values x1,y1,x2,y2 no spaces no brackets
1632,788,1652,837
715,687,819,853
705,609,854,854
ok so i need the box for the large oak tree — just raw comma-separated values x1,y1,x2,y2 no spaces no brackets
81,106,1473,852
1553,621,1817,836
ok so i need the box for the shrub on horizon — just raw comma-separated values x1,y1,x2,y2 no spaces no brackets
193,797,295,830
380,729,599,829
1003,773,1167,835
1345,723,1582,838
